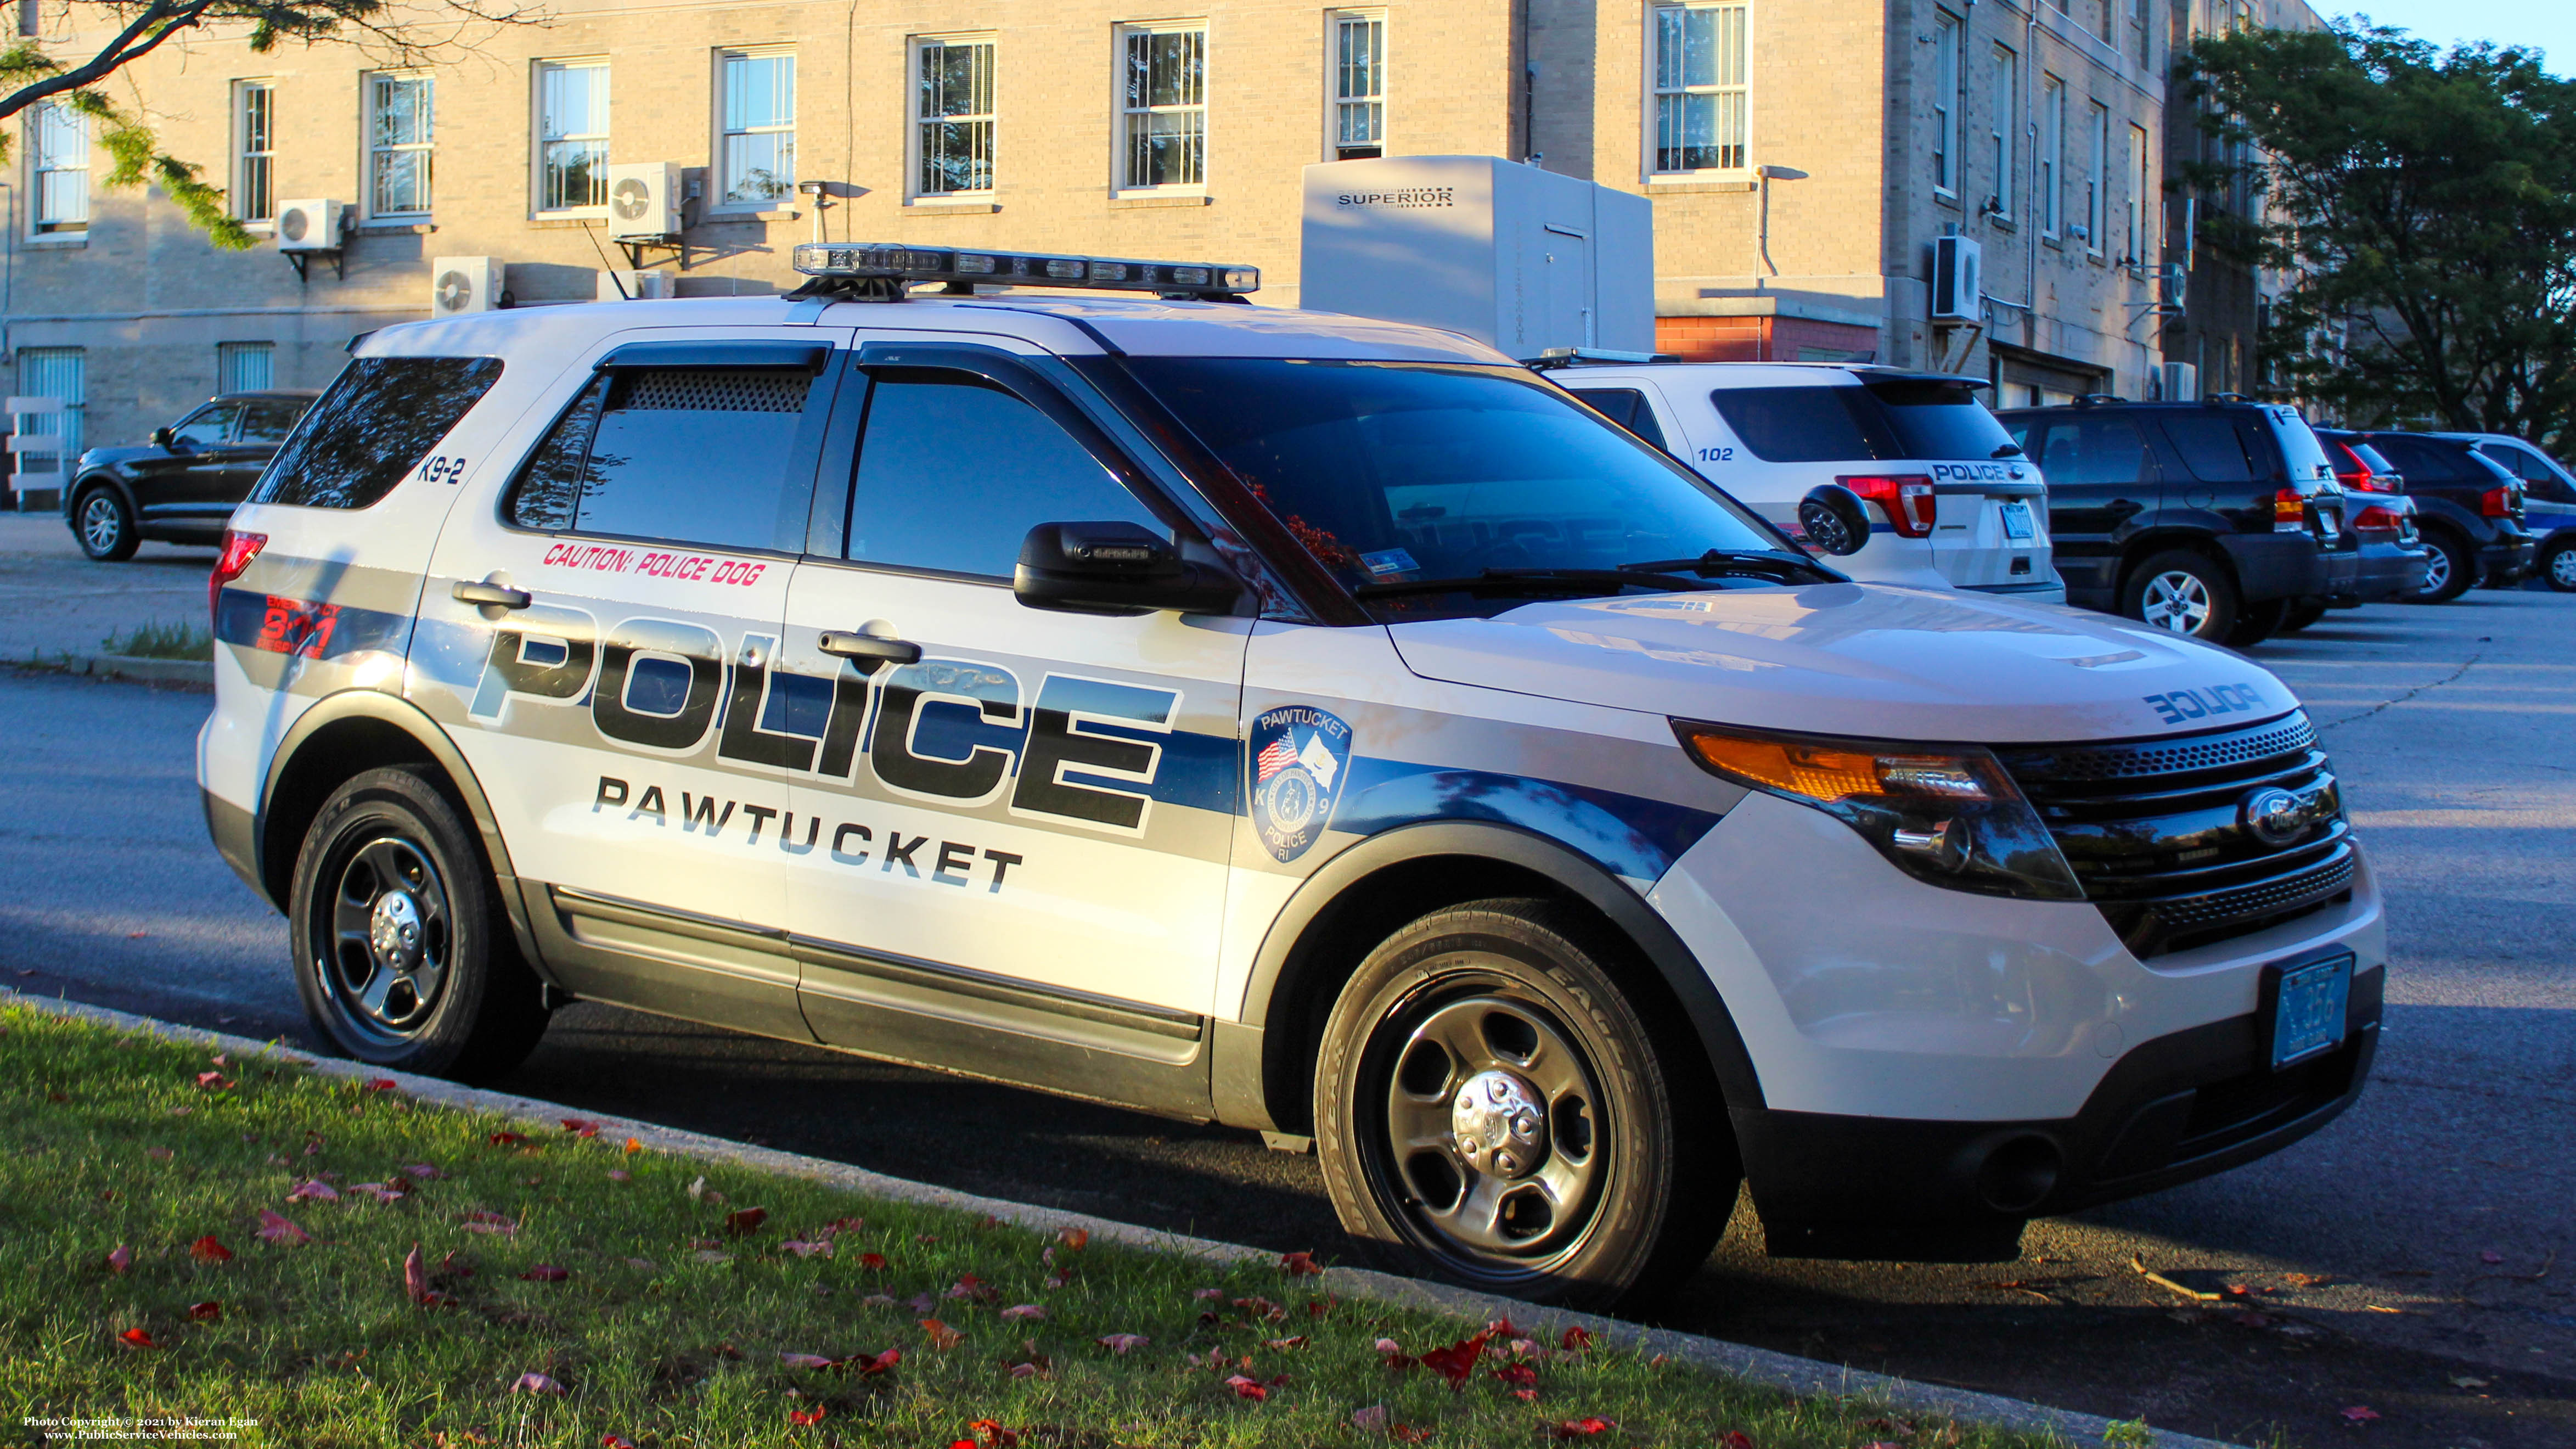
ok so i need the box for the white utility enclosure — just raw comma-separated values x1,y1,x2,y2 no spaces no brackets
1298,155,1653,360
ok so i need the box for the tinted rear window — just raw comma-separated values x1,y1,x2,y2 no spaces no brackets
2360,434,2482,485
253,357,502,509
508,365,820,552
1709,386,1892,463
1566,388,1669,451
1868,380,2018,460
2157,412,2265,484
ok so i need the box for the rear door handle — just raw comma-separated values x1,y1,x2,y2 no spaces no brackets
818,630,923,665
452,580,532,610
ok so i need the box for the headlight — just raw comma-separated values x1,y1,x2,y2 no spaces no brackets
1672,720,2084,902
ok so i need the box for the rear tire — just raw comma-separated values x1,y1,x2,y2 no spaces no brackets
73,485,138,563
2276,598,2330,633
2410,529,2475,603
2544,541,2576,593
289,767,549,1083
2122,549,2240,642
1313,898,1732,1312
2224,597,2291,648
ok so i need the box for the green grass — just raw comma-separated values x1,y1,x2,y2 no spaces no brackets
0,1005,2073,1448
99,620,214,661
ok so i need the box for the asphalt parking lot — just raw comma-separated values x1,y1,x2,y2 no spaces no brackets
2,513,2568,1447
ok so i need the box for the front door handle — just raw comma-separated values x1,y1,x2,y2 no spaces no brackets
818,629,923,666
453,580,532,610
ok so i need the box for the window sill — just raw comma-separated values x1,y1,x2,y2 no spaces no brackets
903,198,999,214
2041,233,2066,250
528,213,608,229
1933,189,1961,210
238,221,275,235
1108,192,1211,209
1987,216,2018,233
700,209,798,224
1645,176,1754,194
25,234,88,249
360,220,436,234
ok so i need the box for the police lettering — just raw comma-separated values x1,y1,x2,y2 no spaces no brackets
2142,682,2265,724
591,774,1026,894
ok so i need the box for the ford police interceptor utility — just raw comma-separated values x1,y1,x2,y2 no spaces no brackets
199,245,2382,1307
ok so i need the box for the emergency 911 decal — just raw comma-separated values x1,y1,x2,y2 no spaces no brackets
1250,705,1353,862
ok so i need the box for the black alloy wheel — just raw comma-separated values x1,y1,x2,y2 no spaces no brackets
2409,529,2476,603
289,767,550,1081
74,486,138,562
1313,900,1731,1310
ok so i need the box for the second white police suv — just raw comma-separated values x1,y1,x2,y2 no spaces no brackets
198,244,2382,1306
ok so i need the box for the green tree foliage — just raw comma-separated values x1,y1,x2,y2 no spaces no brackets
1,0,538,249
2182,24,2576,452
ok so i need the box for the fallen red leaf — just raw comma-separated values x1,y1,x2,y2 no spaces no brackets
195,1071,232,1091
117,1328,161,1350
787,1405,827,1427
968,1419,1021,1447
286,1179,339,1203
1096,1333,1151,1354
1263,1335,1309,1351
1390,1426,1432,1444
780,1239,833,1259
946,1272,999,1303
853,1347,901,1375
1720,1432,1757,1449
779,1352,836,1369
362,1078,397,1092
2340,1406,2382,1424
857,1251,888,1270
189,1235,233,1263
458,1209,519,1236
1000,1303,1047,1321
106,1245,133,1274
1280,1250,1323,1276
1494,1362,1539,1390
519,1265,570,1282
601,1437,638,1449
920,1318,963,1350
187,1301,221,1322
1233,1294,1286,1321
510,1371,565,1395
725,1206,769,1236
1057,1227,1089,1250
623,1136,642,1154
403,1244,434,1305
1417,1331,1492,1388
256,1210,309,1246
1561,1326,1595,1351
1554,1418,1616,1439
1224,1373,1269,1401
560,1118,600,1138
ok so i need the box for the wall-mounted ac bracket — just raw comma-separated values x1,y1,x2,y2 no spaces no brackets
616,235,693,272
284,248,346,283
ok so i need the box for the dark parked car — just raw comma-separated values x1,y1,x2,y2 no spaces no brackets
2432,431,2576,592
1998,397,2342,647
2297,429,2431,627
63,390,319,561
2343,431,2536,601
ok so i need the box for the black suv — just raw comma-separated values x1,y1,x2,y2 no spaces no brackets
2342,431,2536,602
1997,398,2341,647
64,390,318,561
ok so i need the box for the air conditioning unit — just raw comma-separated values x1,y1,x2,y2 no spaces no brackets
605,162,683,240
430,256,504,317
2158,263,2189,313
274,199,346,252
596,269,676,301
1931,235,1982,322
2159,362,2198,402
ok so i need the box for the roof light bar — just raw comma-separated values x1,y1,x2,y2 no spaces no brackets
789,243,1258,300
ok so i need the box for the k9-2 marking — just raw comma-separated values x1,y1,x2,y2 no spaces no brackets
415,455,471,485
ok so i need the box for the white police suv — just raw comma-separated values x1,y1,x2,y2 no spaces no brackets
200,245,2382,1306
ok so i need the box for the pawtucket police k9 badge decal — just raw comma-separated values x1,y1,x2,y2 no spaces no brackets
1250,705,1354,862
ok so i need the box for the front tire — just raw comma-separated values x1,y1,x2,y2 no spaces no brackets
2122,549,2241,642
2409,529,2475,603
2276,598,2330,633
2544,540,2576,593
73,485,138,562
289,768,549,1082
1312,900,1731,1311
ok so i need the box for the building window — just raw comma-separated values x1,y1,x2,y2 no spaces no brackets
233,81,275,223
15,0,35,38
1931,10,1960,195
2126,121,2151,263
368,72,433,218
537,60,609,212
14,347,83,469
1331,12,1386,161
1120,24,1206,190
1651,2,1748,173
914,37,995,196
719,49,796,206
218,341,274,394
2085,101,2107,252
1987,44,2015,219
29,99,87,233
2039,75,2062,236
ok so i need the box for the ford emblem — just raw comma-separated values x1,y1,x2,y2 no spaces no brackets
2240,787,2309,847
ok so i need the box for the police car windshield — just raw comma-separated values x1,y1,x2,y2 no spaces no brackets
1121,358,1791,615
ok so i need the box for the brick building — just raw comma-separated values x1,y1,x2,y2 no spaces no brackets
4,0,2255,456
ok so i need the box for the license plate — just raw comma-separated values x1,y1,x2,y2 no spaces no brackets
2268,953,2353,1070
1999,500,2034,541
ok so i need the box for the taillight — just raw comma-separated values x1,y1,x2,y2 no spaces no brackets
209,529,267,630
2353,504,2403,531
2481,485,2522,519
2274,488,2309,533
1838,474,1937,538
2333,467,2371,490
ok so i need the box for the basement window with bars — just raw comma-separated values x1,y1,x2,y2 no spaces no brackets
1650,2,1747,174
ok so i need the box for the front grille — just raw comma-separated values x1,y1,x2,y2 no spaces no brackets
1999,711,2353,957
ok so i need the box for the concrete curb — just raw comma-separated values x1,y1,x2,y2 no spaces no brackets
7,990,2242,1449
7,652,214,689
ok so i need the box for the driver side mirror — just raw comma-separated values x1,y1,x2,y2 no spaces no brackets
1796,484,1873,558
1014,521,1243,616
151,426,178,450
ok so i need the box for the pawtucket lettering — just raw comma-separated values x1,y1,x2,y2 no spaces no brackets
592,776,1024,894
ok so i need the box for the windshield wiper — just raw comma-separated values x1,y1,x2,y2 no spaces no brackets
1352,567,1714,600
1615,548,1838,583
